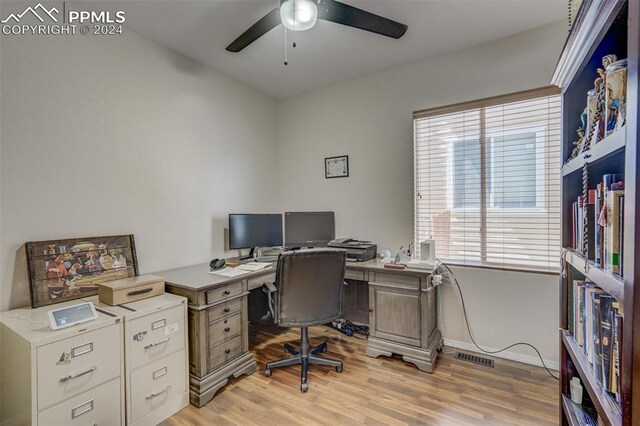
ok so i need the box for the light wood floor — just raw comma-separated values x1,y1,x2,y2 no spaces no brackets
163,325,558,426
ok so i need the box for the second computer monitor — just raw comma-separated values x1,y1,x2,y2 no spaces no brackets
284,211,335,248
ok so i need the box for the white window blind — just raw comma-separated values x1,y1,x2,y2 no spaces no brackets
414,87,561,273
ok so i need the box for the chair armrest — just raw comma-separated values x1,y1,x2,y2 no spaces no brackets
263,281,277,293
262,282,277,319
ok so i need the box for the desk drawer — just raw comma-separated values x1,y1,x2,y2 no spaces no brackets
206,281,242,305
209,336,242,371
207,298,241,323
37,324,120,410
128,304,185,370
247,272,275,291
345,269,365,281
130,349,187,423
371,272,420,288
38,377,121,426
208,312,241,345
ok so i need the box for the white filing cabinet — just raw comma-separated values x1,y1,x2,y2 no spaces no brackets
0,300,125,426
91,293,189,426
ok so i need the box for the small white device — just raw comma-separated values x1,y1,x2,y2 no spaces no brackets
420,239,436,263
48,301,98,330
570,377,583,404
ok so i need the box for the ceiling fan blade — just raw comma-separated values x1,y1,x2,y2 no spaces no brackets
317,0,407,39
226,8,282,52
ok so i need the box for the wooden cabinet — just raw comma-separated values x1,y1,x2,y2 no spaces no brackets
366,269,441,373
0,300,125,425
155,263,257,407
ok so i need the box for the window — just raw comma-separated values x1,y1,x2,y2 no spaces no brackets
414,87,561,273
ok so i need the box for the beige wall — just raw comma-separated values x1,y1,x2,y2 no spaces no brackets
0,29,279,311
0,20,566,371
276,21,566,367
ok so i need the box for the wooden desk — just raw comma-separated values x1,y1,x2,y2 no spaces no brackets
154,260,442,406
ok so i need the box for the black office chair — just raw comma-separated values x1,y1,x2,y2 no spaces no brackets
262,249,346,392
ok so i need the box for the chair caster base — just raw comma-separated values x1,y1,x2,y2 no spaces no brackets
300,383,308,392
335,365,343,373
264,368,272,377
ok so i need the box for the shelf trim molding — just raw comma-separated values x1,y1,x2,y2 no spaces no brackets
564,249,625,302
562,129,626,176
552,0,626,89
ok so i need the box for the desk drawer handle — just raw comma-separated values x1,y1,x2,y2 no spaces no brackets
60,365,97,383
151,318,166,330
144,338,169,349
224,307,230,313
128,287,153,296
225,349,231,354
223,290,231,296
72,342,94,357
224,327,230,332
71,399,94,419
146,386,171,400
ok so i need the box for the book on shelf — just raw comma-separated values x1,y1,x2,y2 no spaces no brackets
571,174,624,277
599,295,614,390
595,183,603,266
571,281,622,402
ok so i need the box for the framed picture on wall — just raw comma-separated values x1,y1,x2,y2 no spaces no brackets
25,234,139,308
325,155,349,179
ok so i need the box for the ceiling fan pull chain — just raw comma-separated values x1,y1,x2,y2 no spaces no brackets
284,27,288,65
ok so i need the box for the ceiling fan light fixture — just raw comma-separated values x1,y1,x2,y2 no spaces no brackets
280,0,318,31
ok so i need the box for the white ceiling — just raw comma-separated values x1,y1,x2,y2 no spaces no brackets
97,0,565,98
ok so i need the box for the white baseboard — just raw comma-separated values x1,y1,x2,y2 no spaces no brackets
443,338,559,371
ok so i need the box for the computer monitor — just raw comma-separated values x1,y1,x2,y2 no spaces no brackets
284,211,335,248
228,214,283,250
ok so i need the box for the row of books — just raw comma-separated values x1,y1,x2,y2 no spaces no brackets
572,280,623,401
571,173,625,276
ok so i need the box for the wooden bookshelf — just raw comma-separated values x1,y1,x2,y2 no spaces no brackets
553,0,639,424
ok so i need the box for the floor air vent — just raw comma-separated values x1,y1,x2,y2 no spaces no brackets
456,351,495,368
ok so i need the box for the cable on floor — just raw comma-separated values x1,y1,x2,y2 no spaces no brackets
434,260,559,380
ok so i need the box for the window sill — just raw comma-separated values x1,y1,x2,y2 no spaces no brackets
437,260,560,276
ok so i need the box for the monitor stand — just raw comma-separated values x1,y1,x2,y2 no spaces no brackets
238,247,255,261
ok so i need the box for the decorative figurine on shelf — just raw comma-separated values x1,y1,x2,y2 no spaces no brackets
602,54,617,69
605,58,627,135
569,127,586,160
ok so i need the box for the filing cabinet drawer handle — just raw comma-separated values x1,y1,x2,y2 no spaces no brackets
224,307,230,313
225,349,231,354
153,366,168,380
223,290,231,295
71,399,94,419
60,365,97,383
71,341,94,357
146,386,171,400
151,318,166,330
144,338,169,349
224,327,231,332
128,287,153,296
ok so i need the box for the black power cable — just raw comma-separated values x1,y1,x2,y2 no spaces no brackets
436,261,559,381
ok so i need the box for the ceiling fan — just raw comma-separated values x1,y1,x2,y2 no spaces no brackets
226,0,408,53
